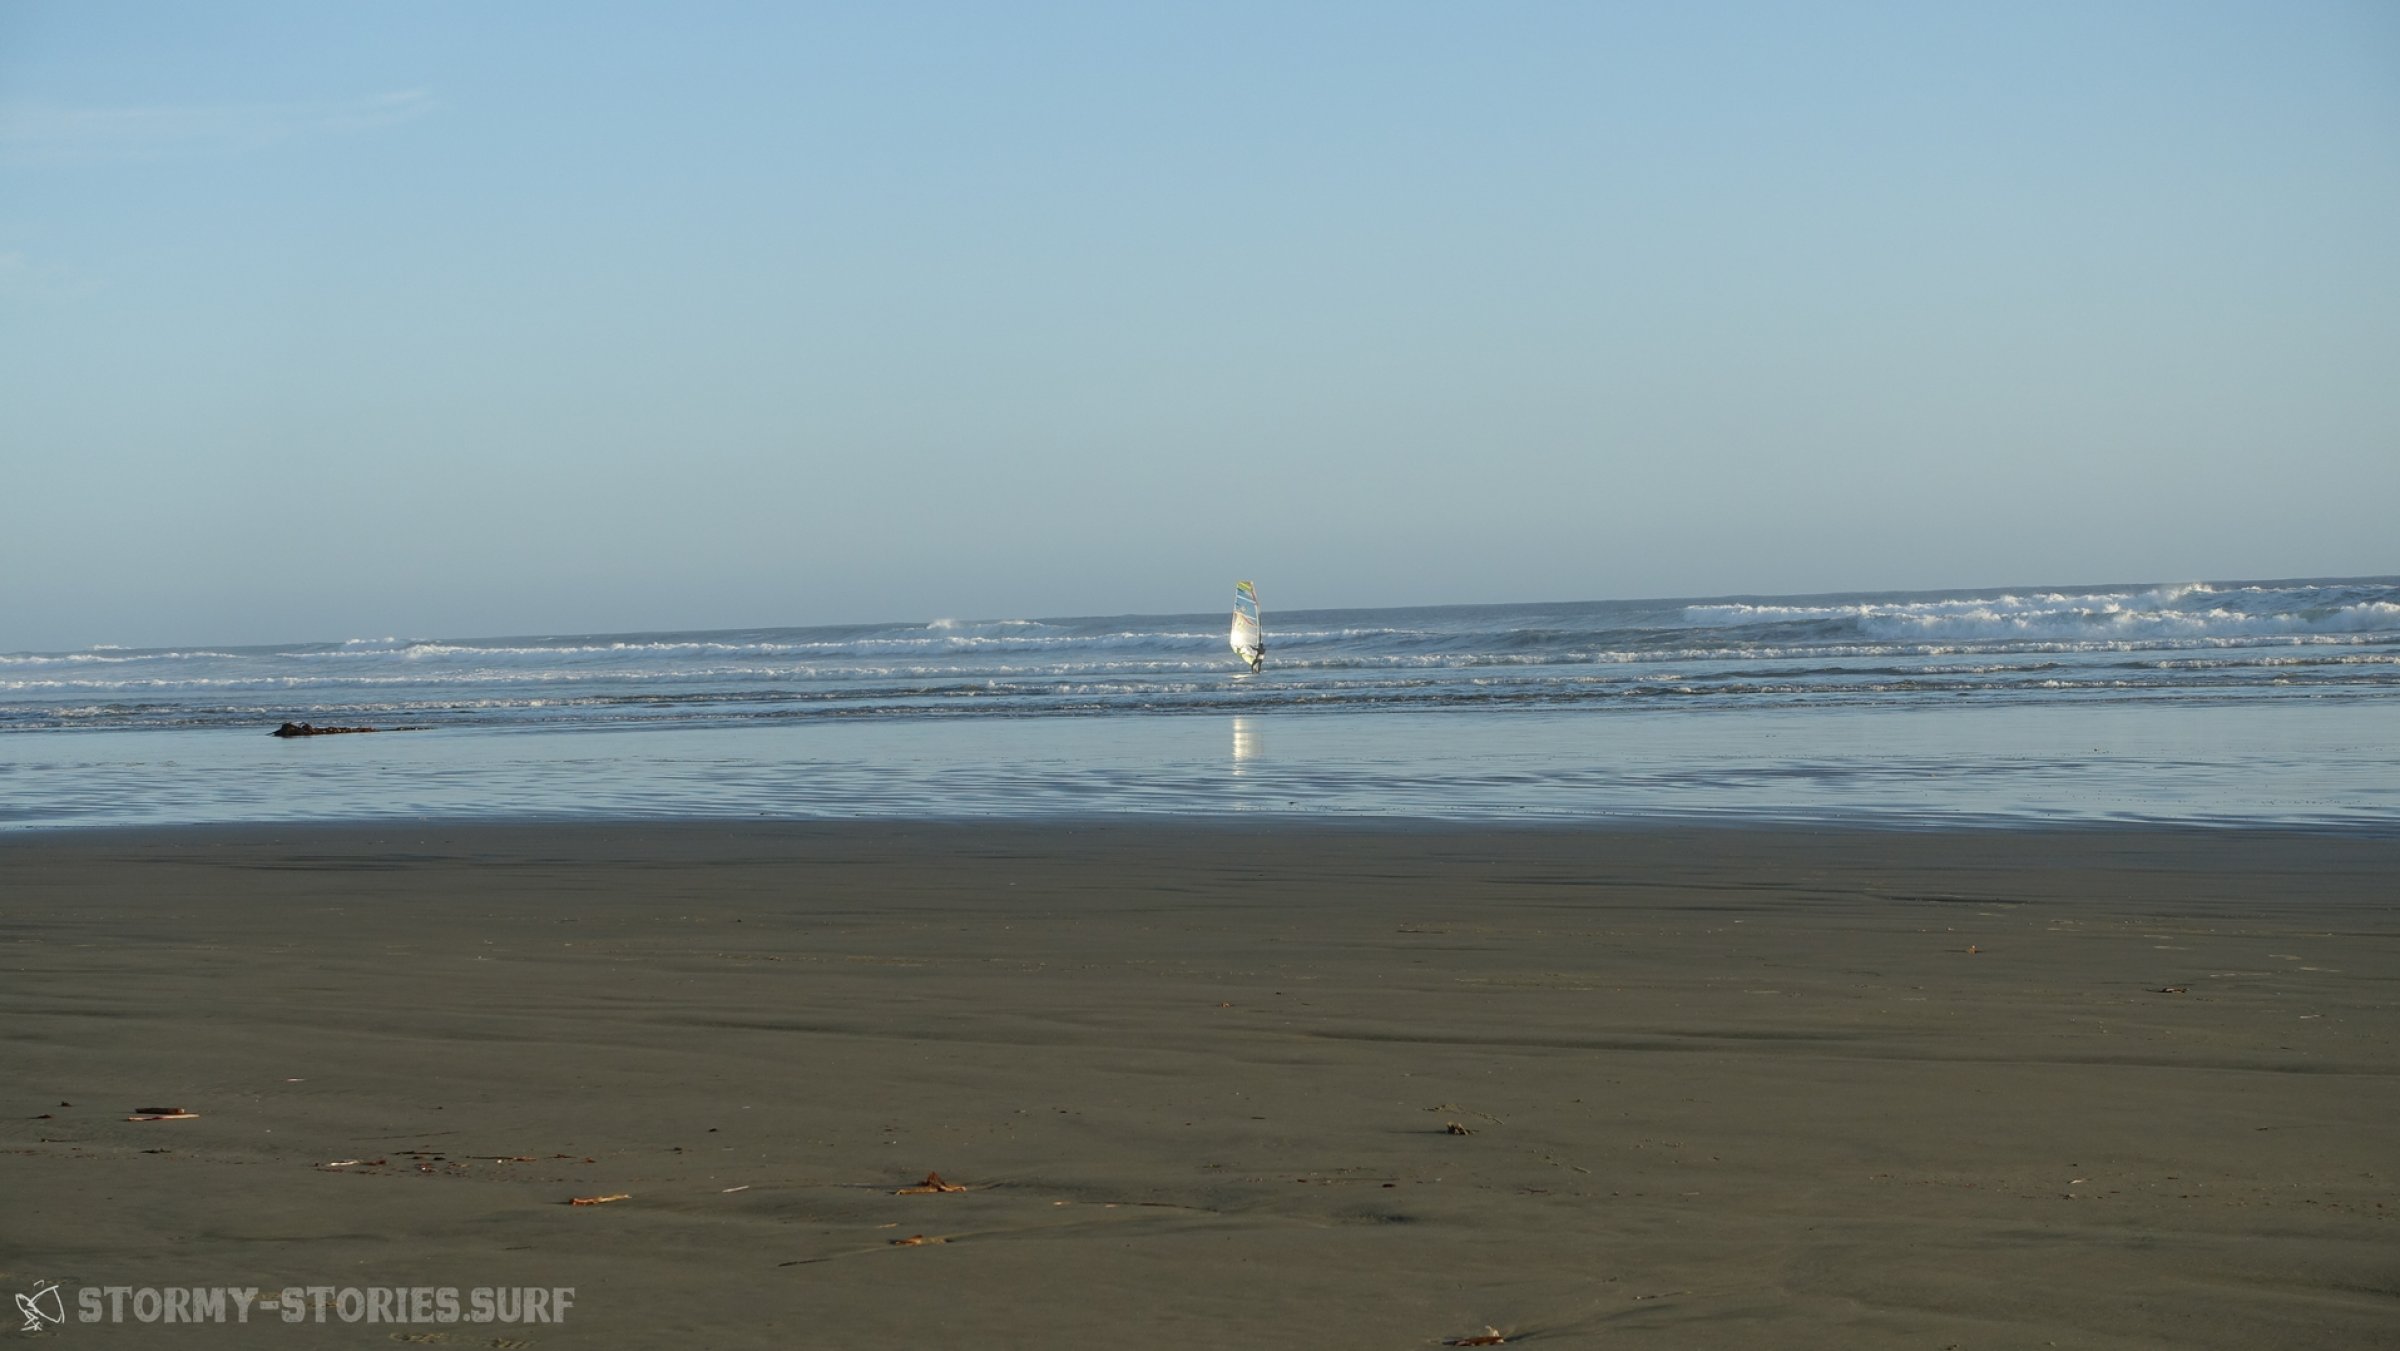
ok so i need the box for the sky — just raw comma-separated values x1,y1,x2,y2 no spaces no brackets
2,1,2395,650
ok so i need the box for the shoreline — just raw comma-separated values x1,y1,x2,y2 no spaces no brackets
13,808,2400,841
5,821,2394,1347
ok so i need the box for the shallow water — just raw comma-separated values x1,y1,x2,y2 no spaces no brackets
7,698,2393,832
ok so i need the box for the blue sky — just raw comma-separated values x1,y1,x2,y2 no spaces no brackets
3,1,2395,649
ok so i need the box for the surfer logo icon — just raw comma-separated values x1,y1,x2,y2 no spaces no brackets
15,1281,65,1333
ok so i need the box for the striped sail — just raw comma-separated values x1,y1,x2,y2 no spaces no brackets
1230,581,1263,671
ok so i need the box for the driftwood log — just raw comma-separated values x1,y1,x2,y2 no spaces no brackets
271,722,382,738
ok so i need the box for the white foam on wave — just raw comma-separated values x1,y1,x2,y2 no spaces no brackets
0,648,243,667
283,627,1233,665
1685,585,2400,646
924,617,1044,633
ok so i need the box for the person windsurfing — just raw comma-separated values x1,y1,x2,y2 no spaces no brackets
1231,581,1264,673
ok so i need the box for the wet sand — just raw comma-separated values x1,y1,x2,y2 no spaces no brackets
2,822,2395,1348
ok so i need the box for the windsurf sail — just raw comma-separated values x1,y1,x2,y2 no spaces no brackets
1230,580,1263,673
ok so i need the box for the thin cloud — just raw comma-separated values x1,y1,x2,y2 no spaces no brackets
0,89,437,165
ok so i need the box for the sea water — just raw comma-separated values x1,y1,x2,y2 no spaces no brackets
4,577,2395,831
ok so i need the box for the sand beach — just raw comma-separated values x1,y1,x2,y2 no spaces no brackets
2,822,2395,1348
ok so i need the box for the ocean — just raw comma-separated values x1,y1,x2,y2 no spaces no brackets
5,576,2396,831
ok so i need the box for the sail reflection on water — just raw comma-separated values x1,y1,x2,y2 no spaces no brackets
1230,715,1260,773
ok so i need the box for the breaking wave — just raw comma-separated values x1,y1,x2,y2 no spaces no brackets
3,576,2393,733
